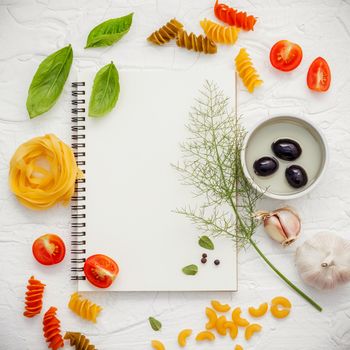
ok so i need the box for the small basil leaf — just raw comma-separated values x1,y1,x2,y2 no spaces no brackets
148,317,162,331
88,62,120,117
198,235,214,250
85,13,133,48
26,44,73,118
182,264,198,275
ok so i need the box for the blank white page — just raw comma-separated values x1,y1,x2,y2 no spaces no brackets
76,67,237,291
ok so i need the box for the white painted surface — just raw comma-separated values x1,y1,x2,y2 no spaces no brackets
0,0,350,349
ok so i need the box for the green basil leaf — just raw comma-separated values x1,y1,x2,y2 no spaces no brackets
198,235,214,250
26,44,73,118
148,317,162,331
85,13,133,48
182,264,198,276
88,61,120,117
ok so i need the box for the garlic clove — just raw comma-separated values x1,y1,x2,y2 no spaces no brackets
263,215,288,244
257,207,301,246
273,208,301,245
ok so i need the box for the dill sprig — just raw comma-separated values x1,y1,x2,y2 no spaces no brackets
174,81,322,312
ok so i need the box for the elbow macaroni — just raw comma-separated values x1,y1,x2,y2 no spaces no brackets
245,323,262,341
196,331,215,341
224,321,238,339
177,329,192,347
215,315,228,336
232,307,249,327
205,307,217,329
151,340,165,350
270,296,292,318
248,302,268,317
211,300,231,313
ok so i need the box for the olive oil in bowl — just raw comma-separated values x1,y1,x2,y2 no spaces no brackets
242,116,328,199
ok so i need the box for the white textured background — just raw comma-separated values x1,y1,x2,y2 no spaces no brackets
1,0,350,349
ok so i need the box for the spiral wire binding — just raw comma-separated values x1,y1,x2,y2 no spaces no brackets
71,82,87,280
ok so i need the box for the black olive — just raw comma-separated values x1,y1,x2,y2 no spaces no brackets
272,138,302,161
285,165,308,188
253,156,279,177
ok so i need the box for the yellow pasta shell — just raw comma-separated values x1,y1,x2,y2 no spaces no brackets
200,18,240,44
9,134,82,210
177,329,192,347
235,345,244,350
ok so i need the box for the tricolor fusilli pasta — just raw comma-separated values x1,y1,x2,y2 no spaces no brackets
200,19,239,45
68,292,102,323
176,30,217,54
235,48,263,93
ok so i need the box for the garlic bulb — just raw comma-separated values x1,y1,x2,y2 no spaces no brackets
256,207,301,246
295,233,350,290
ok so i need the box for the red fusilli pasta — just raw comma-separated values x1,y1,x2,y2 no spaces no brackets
23,276,45,318
214,0,257,31
43,307,64,350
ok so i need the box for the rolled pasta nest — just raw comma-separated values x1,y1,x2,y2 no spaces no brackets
9,133,83,210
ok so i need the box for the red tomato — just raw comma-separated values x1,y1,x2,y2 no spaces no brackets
307,57,331,92
270,40,303,72
32,234,66,265
84,254,119,288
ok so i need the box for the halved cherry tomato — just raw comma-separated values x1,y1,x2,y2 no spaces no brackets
270,40,303,72
32,234,66,265
307,57,331,92
84,254,119,288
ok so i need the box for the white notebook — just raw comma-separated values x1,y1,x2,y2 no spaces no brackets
71,67,237,291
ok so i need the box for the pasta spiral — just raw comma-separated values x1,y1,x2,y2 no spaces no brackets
68,292,102,323
23,276,45,318
64,332,96,350
235,48,263,93
200,18,240,45
9,134,83,210
147,18,184,45
43,307,64,350
214,0,257,31
176,30,217,54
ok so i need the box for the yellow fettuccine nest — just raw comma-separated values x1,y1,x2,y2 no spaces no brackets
9,134,83,210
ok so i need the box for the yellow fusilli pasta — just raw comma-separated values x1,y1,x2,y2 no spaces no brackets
68,292,102,323
147,18,184,45
200,18,240,45
64,332,96,350
235,48,263,93
176,30,217,54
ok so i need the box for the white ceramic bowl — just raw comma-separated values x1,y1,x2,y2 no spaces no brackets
241,115,328,200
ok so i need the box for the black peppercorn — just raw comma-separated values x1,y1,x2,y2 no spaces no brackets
214,259,220,266
202,253,208,258
201,257,207,264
